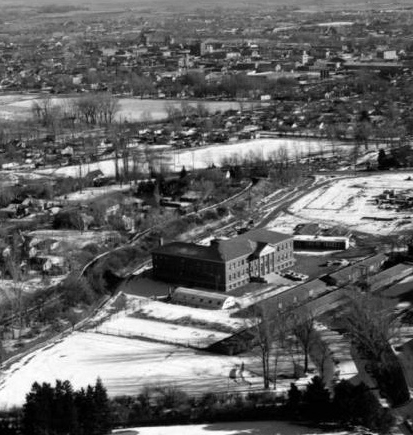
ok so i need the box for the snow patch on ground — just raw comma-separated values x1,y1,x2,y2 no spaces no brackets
286,173,413,235
94,314,231,347
36,138,349,178
56,184,133,202
0,332,262,408
0,276,65,304
127,297,247,331
112,421,352,435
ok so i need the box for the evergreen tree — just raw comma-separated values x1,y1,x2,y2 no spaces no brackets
286,383,302,417
22,382,54,435
333,380,394,434
378,149,387,169
302,376,331,422
53,380,78,435
22,378,112,435
74,387,89,435
179,165,188,179
93,378,112,435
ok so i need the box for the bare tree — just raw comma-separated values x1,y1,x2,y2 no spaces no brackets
76,94,99,125
291,309,316,374
76,93,119,125
5,236,27,340
247,302,289,390
342,290,409,407
97,93,120,124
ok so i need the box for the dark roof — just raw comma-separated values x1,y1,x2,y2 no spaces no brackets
153,229,291,263
236,228,291,245
327,253,387,286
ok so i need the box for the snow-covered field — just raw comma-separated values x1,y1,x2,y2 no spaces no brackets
0,312,316,409
36,138,349,178
114,98,260,122
284,173,413,235
0,332,264,408
0,276,65,304
28,230,120,250
56,183,133,202
112,421,352,435
0,95,260,122
95,315,231,347
266,211,314,235
0,170,50,186
130,297,247,331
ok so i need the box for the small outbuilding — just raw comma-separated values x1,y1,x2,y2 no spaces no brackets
171,287,239,310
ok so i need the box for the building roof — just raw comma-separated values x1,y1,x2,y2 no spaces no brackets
327,253,387,286
153,229,291,263
173,286,230,301
369,263,413,291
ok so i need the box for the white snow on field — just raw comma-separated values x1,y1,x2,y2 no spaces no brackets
0,276,65,304
56,183,133,202
0,170,48,184
112,421,352,435
28,230,120,249
0,319,320,409
36,138,350,178
266,211,312,235
0,95,261,122
0,332,263,408
287,173,413,235
114,98,260,122
94,315,231,347
130,297,247,331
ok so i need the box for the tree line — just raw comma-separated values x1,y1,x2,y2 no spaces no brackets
0,378,111,435
32,93,120,130
0,377,394,434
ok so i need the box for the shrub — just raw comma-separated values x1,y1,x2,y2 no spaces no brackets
333,380,395,434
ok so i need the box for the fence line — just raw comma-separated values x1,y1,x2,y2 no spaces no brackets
89,326,212,349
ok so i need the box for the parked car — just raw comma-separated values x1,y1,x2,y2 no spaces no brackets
282,270,308,281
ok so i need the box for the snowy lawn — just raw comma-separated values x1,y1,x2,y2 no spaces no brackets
112,421,352,435
286,173,413,235
55,183,133,202
36,138,350,177
266,211,314,235
0,330,317,409
0,332,260,408
94,314,231,347
0,95,256,122
0,276,65,304
28,230,121,250
126,297,248,332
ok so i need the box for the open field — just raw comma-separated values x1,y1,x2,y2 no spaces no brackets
112,421,353,435
94,314,232,347
282,172,413,236
0,276,64,305
125,296,249,331
55,183,133,202
0,331,316,408
28,230,121,250
34,138,352,177
0,94,260,122
0,170,50,188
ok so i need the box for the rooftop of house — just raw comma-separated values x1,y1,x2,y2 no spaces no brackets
153,229,292,263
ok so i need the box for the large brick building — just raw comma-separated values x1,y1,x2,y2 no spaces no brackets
152,229,295,292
